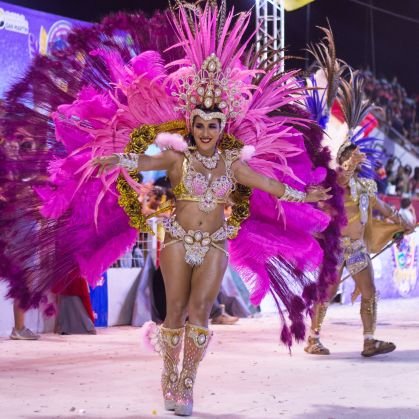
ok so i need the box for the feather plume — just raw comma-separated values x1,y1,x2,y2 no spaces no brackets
306,25,345,112
338,69,379,131
155,132,188,151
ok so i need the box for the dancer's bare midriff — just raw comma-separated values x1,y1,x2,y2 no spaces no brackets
341,186,365,241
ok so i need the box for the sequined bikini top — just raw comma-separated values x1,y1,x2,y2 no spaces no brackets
173,149,238,213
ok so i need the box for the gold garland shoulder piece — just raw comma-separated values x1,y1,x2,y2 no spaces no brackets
116,120,187,234
218,133,251,240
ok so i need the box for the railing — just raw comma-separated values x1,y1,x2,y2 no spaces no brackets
110,219,159,269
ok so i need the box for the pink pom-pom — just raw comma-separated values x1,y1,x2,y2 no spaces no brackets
155,132,188,152
240,145,256,162
139,321,161,354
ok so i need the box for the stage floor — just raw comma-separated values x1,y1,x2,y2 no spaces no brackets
1,298,419,419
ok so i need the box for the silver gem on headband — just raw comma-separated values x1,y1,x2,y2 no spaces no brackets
337,140,352,161
336,129,354,162
190,108,226,132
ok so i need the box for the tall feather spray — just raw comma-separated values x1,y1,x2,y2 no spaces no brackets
302,25,347,304
337,69,383,178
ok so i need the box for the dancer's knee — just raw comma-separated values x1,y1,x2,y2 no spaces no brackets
165,301,188,327
188,298,213,326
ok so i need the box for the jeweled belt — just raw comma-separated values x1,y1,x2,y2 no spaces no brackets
162,217,230,266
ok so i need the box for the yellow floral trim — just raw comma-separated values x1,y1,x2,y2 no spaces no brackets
117,123,251,239
219,133,244,151
116,120,187,234
218,134,251,239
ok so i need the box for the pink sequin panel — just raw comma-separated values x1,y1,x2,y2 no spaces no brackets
186,173,232,199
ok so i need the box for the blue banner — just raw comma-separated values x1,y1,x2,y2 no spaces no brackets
0,2,86,96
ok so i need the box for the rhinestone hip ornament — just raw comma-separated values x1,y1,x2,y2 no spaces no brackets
183,230,212,266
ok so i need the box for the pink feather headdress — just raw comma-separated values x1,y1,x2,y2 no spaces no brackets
166,3,260,131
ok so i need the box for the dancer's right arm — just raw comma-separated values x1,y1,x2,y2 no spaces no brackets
93,150,180,175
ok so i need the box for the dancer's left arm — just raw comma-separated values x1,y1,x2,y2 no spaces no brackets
232,160,332,203
373,198,415,233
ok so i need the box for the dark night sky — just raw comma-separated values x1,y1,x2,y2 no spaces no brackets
4,0,419,94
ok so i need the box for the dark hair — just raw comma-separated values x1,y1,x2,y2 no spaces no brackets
338,144,357,164
166,189,175,201
404,165,412,175
385,157,395,167
400,198,411,209
151,186,164,200
154,176,171,189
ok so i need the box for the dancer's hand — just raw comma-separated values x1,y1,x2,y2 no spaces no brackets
92,155,119,176
342,149,366,171
352,150,366,167
401,218,416,235
305,186,332,202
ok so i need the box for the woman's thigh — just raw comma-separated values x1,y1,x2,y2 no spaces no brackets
188,245,229,324
160,242,193,324
352,258,375,299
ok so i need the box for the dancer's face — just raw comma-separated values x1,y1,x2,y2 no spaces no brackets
340,146,365,173
192,116,221,156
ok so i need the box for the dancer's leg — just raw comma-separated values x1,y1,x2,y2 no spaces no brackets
188,246,229,327
160,243,192,328
351,259,396,357
159,243,192,410
175,246,228,416
305,266,343,355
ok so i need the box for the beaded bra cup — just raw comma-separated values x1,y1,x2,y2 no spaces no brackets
173,149,236,213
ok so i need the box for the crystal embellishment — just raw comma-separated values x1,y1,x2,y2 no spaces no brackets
171,335,180,346
184,377,193,389
170,52,253,130
197,334,207,346
193,150,220,169
162,217,228,266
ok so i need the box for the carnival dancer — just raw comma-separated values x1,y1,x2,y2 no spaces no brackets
304,71,415,357
95,104,329,414
1,1,338,416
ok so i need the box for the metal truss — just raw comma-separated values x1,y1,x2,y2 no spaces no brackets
255,0,285,71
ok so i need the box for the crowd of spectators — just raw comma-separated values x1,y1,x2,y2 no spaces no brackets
361,70,419,147
376,157,419,198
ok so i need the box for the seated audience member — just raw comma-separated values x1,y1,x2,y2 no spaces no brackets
399,198,417,226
